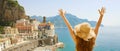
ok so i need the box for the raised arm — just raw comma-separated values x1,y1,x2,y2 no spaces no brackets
59,9,77,43
94,7,105,36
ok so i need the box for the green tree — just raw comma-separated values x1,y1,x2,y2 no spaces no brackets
0,26,4,34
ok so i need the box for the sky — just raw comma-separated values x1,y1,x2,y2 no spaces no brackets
18,0,120,27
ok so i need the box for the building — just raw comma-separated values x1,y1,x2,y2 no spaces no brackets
38,16,58,45
0,33,24,45
31,19,40,31
0,38,11,50
15,19,40,40
45,22,55,37
10,35,24,45
38,22,55,38
15,19,34,33
4,27,19,34
18,33,38,40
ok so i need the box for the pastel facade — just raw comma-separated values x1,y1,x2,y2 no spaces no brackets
38,17,58,45
15,19,34,33
0,38,11,50
19,33,38,40
4,27,19,34
31,19,40,30
38,22,55,39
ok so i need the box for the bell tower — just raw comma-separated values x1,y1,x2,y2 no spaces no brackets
43,16,46,23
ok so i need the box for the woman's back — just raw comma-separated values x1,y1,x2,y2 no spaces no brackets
75,36,95,51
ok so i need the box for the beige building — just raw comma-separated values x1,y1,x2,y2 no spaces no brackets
15,19,39,41
45,22,55,37
38,21,55,38
4,27,19,34
31,19,40,31
37,17,58,45
38,16,55,39
19,32,38,40
15,19,34,33
0,38,11,50
10,35,23,45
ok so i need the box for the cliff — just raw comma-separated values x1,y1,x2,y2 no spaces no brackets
0,0,27,26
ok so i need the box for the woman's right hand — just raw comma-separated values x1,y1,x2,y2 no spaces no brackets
59,9,66,17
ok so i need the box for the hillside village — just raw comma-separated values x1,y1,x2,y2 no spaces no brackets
0,17,63,51
0,0,64,51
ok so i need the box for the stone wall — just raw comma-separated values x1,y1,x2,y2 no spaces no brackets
3,40,39,51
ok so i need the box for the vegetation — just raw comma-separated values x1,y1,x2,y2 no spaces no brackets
19,5,24,11
0,35,4,38
0,26,4,34
0,20,14,26
0,0,20,27
8,0,18,7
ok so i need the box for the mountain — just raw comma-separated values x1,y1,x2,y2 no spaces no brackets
0,0,28,26
31,13,104,28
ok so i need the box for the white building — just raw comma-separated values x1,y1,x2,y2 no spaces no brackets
38,21,55,39
45,23,55,37
31,19,40,31
0,38,11,50
16,19,30,25
19,32,38,40
45,29,55,37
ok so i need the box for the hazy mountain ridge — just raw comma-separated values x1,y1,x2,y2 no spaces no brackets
31,13,104,28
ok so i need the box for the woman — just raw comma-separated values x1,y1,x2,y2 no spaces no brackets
58,7,105,51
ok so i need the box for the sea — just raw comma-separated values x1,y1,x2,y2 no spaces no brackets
56,27,120,51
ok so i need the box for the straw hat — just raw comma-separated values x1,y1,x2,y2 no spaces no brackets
74,22,96,41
